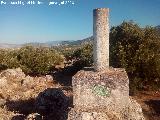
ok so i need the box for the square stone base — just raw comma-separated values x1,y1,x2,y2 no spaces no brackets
72,67,129,114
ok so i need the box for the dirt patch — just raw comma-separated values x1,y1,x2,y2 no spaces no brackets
132,91,160,120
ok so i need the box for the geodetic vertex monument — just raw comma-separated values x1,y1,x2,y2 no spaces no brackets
68,8,145,120
93,8,109,71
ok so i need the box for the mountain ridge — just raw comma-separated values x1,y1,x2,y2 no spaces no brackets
0,37,93,49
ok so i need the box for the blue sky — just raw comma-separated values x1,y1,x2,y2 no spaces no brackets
0,0,160,44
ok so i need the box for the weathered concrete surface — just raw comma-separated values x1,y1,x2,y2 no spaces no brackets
93,8,109,71
68,97,145,120
73,68,129,113
68,109,110,120
68,68,145,120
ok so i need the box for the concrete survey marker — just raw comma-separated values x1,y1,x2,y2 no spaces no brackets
93,8,109,71
68,8,145,120
71,7,129,114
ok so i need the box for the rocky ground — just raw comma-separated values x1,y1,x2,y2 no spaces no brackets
132,91,160,120
0,68,159,120
0,68,73,120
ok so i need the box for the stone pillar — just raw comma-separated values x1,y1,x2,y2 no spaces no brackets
93,8,109,71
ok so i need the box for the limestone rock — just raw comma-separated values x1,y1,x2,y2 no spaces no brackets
0,68,25,82
21,75,54,89
0,77,7,88
0,68,56,101
21,76,34,88
45,75,53,82
0,99,6,107
129,97,145,120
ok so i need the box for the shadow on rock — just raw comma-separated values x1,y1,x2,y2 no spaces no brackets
5,88,71,120
11,115,26,120
6,98,35,115
145,100,160,115
52,65,80,86
35,88,70,120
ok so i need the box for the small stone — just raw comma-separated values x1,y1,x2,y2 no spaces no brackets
45,75,53,82
25,113,42,120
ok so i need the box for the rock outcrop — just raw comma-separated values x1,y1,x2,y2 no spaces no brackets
0,68,146,120
129,97,145,120
0,68,63,119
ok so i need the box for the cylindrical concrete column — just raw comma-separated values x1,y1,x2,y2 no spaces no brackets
93,8,109,71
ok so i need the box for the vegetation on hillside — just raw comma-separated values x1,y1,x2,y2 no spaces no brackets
0,21,159,93
60,21,160,93
62,44,93,69
110,22,160,93
0,46,64,75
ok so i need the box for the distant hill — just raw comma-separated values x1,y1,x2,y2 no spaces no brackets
155,25,160,29
155,25,160,34
58,36,93,46
0,37,93,49
0,43,23,49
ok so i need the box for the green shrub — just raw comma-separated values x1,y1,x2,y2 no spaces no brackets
0,49,20,70
72,44,93,68
18,46,64,75
110,21,160,92
0,46,64,75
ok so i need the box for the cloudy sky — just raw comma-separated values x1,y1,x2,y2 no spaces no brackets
0,0,160,44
